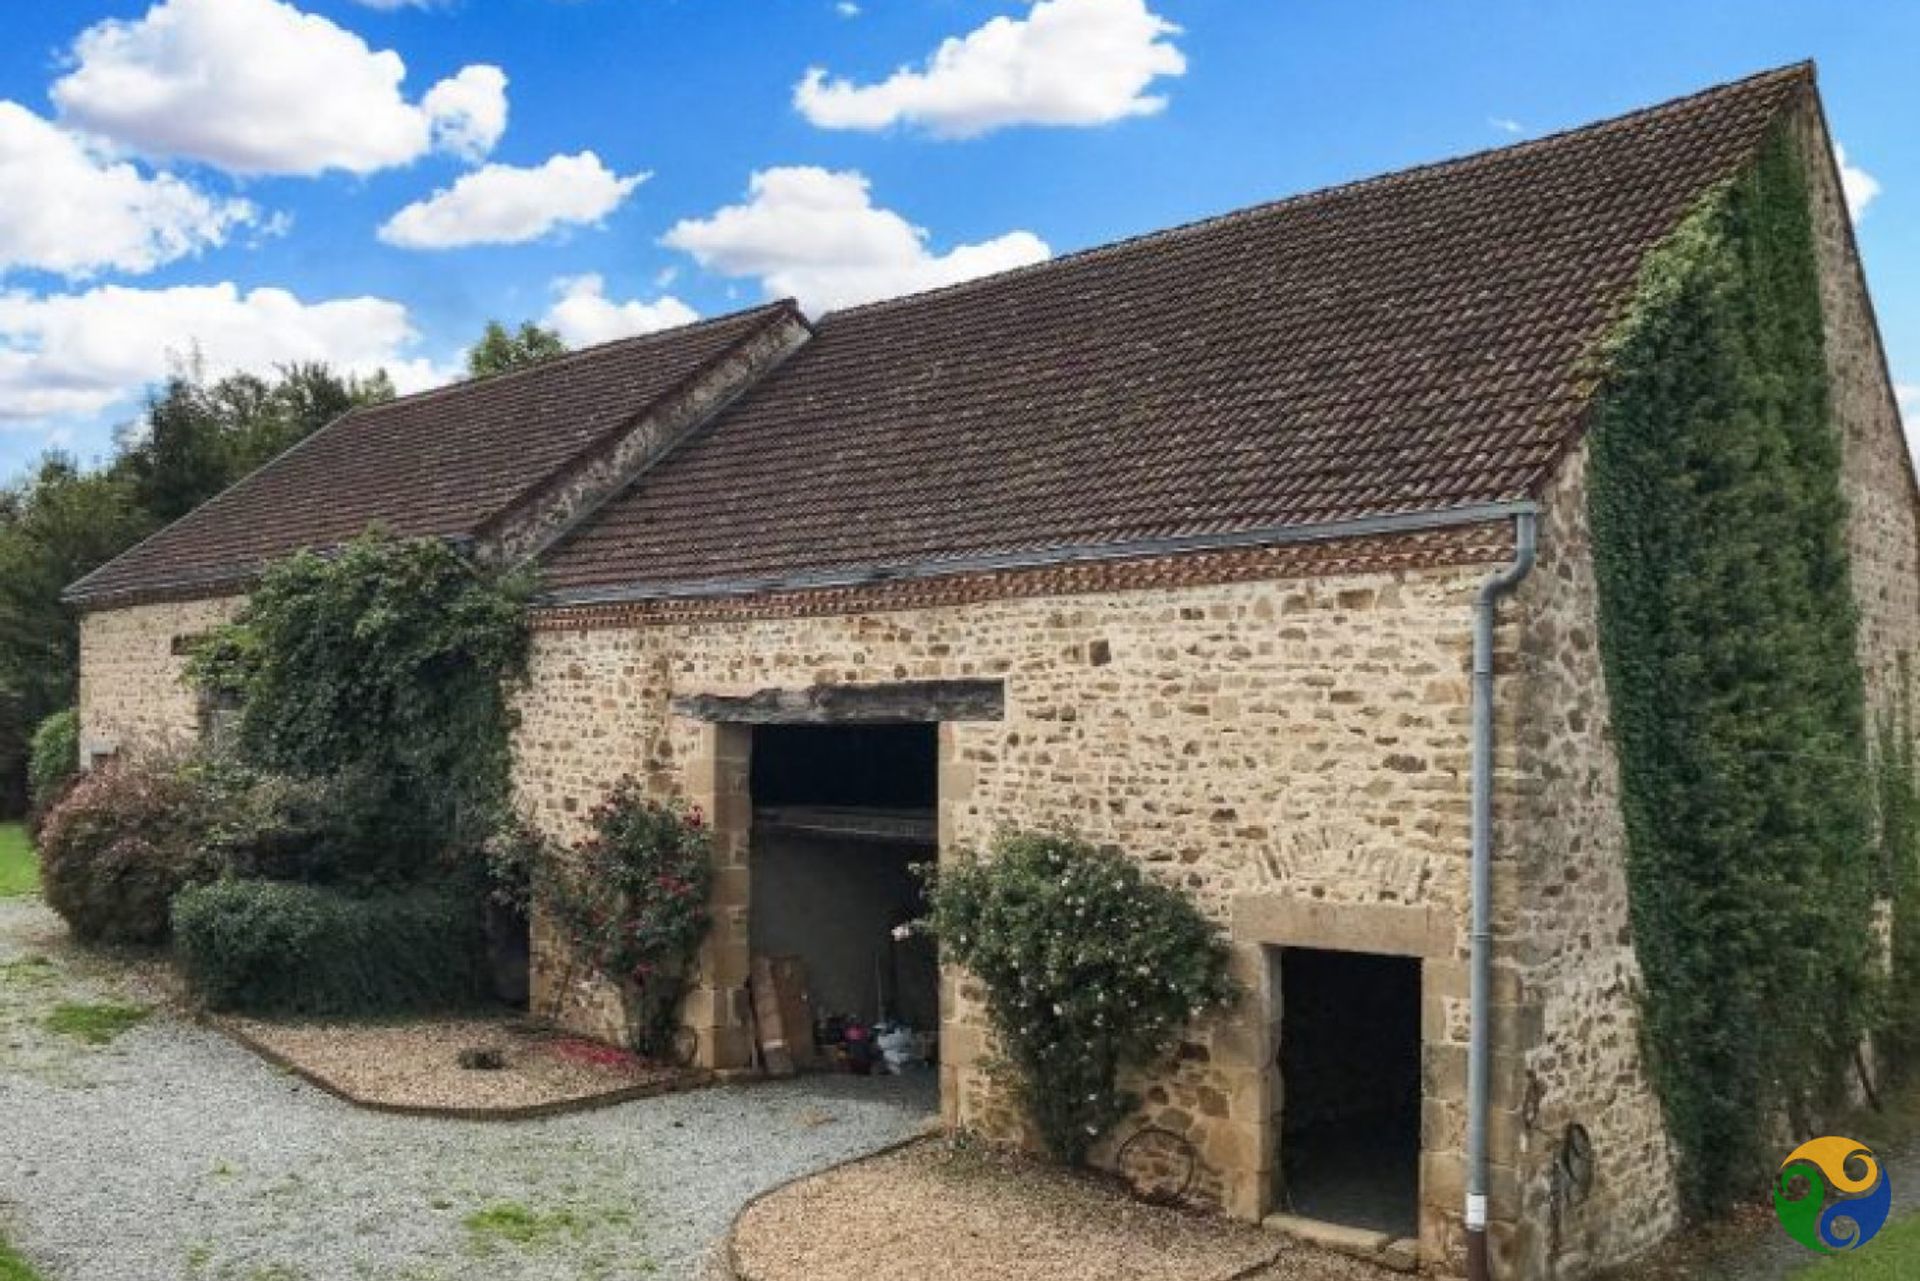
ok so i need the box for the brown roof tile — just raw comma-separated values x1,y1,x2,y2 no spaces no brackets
538,65,1812,597
67,302,800,606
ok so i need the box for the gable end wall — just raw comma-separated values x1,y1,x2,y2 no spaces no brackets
1502,92,1920,1280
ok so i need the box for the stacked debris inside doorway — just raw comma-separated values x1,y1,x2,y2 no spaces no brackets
747,723,940,1076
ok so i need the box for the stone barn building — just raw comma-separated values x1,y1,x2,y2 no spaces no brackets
65,66,1918,1279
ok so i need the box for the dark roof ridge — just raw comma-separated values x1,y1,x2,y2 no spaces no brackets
816,62,1814,327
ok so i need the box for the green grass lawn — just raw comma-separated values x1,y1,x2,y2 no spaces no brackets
0,1232,46,1281
1,833,46,1281
1790,1209,1920,1277
0,823,35,898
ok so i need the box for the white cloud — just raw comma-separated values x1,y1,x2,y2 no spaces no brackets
544,275,699,347
794,0,1184,138
422,64,509,162
350,0,438,8
1899,383,1919,459
0,102,254,279
378,152,644,250
836,2,861,16
663,166,1049,313
1836,144,1881,222
0,282,432,421
1489,117,1524,137
51,0,507,176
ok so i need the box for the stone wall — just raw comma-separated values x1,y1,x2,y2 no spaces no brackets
513,547,1508,1254
76,596,243,762
1792,95,1920,741
1504,446,1678,1278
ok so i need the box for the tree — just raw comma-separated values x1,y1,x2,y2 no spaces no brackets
0,360,395,815
118,360,395,523
0,458,152,769
466,321,567,379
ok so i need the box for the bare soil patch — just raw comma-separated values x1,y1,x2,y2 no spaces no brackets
218,1012,700,1115
727,1139,1394,1281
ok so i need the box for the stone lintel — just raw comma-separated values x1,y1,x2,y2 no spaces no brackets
1231,895,1454,958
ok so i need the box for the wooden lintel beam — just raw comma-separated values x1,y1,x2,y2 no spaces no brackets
671,678,1004,725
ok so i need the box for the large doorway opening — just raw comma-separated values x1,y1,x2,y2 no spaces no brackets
748,723,941,1073
1277,947,1422,1237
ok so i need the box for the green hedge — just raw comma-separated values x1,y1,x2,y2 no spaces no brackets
172,880,485,1015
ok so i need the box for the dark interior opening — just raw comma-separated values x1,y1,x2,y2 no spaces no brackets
1278,947,1422,1237
749,723,941,1038
751,724,937,810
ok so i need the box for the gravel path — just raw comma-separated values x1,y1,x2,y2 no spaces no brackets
0,896,937,1281
728,1140,1392,1281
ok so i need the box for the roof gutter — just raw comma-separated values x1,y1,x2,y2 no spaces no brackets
537,500,1539,608
1466,508,1538,1281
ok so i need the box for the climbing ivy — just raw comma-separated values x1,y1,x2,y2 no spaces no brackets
189,530,531,875
1587,125,1880,1215
1877,659,1920,1073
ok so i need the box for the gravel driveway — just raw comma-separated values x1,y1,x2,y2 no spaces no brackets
0,896,937,1281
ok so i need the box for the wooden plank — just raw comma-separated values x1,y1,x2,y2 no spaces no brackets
749,956,796,1077
672,678,1004,725
767,955,816,1070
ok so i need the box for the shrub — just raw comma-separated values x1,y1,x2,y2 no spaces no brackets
172,879,485,1015
481,812,544,916
36,757,219,944
27,708,79,830
925,830,1236,1167
187,757,376,885
540,779,711,1054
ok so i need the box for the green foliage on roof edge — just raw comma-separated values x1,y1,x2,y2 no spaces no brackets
1587,123,1885,1216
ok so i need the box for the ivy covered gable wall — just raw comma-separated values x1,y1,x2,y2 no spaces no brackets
1504,87,1920,1279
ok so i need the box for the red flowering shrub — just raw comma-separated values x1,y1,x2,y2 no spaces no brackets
38,755,221,944
541,778,712,1055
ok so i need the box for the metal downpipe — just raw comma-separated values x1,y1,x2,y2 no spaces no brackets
1466,511,1537,1281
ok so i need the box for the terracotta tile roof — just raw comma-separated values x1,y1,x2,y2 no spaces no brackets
66,302,801,607
539,65,1812,598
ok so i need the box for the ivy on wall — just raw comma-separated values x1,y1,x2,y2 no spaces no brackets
1877,660,1920,1072
1587,124,1880,1215
189,530,531,872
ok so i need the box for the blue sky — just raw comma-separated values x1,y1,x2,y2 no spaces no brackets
1,0,1915,482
